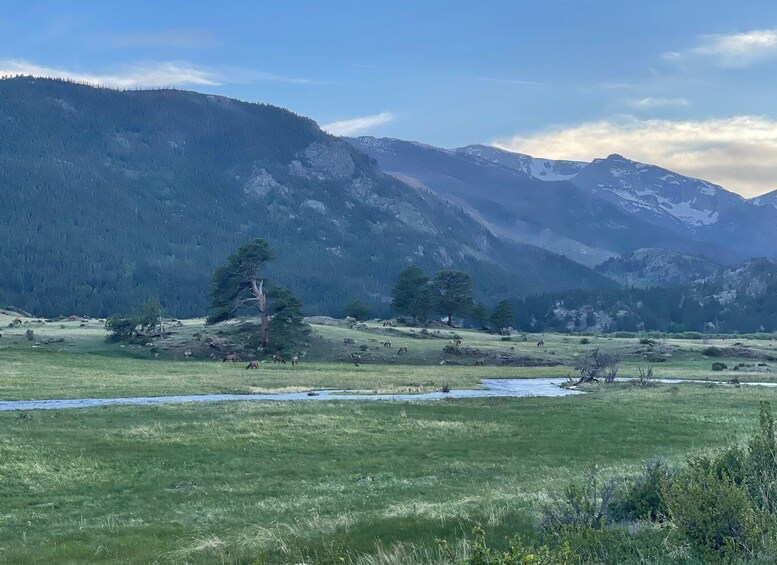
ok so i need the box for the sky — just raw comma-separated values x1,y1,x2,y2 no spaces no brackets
2,0,777,196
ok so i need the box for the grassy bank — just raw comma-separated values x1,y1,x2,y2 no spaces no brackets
1,384,776,563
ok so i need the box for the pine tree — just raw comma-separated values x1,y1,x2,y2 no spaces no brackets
433,270,474,326
471,302,490,330
267,287,311,354
207,238,273,347
391,265,434,324
490,299,514,334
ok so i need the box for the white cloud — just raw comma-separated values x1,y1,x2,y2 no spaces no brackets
0,59,220,87
627,97,690,110
322,112,395,136
493,115,777,197
0,58,318,88
664,29,777,68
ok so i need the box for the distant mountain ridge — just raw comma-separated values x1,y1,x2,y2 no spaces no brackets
350,137,777,267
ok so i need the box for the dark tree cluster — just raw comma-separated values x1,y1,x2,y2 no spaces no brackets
389,265,515,330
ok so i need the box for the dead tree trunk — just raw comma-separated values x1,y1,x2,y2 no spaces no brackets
251,279,269,348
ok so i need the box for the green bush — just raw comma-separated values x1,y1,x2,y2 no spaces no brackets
580,337,590,344
712,362,728,371
664,464,765,561
704,346,724,357
612,459,673,522
541,469,618,533
443,527,573,565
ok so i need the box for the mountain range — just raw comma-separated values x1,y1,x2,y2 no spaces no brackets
0,77,607,318
1,77,776,321
349,137,777,268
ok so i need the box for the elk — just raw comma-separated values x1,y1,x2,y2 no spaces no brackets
246,360,259,369
13,318,22,325
383,341,392,348
351,353,362,366
537,339,545,347
272,354,286,364
453,338,462,346
382,320,394,327
291,355,299,366
474,358,486,366
183,349,192,359
397,346,408,355
223,353,238,362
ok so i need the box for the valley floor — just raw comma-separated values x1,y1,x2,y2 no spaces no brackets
3,313,777,562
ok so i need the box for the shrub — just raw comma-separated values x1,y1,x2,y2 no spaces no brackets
444,527,573,565
704,346,724,357
664,464,765,561
612,459,672,521
638,337,656,345
541,468,619,533
712,362,728,371
342,300,371,321
25,329,34,341
580,337,590,344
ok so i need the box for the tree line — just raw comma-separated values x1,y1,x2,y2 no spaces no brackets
389,265,514,332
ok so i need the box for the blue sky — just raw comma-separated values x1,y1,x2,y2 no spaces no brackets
3,0,777,196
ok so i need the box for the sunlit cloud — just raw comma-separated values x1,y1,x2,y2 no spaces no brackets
627,97,690,109
0,58,318,88
322,112,395,136
664,28,777,68
493,115,777,197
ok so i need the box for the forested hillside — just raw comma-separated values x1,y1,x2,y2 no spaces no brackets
517,258,777,333
0,77,611,317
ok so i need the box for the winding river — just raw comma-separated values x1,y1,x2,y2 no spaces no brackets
2,377,775,411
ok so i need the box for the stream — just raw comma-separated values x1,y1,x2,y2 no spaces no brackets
2,377,776,411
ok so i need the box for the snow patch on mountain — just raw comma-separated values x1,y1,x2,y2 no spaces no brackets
456,144,586,181
573,154,741,229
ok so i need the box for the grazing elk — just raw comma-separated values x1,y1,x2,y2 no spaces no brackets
291,355,299,366
183,349,192,359
223,353,238,362
537,339,545,347
272,354,286,364
453,338,462,346
351,353,362,366
13,318,22,325
383,341,392,348
246,360,259,369
382,320,394,327
474,358,486,366
397,346,408,355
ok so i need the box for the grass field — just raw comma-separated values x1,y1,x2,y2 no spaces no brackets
2,385,775,563
3,312,777,562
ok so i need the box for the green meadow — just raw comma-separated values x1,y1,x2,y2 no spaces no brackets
3,311,777,562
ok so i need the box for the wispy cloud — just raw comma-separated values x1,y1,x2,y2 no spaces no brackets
664,28,777,68
107,28,217,49
0,58,319,88
627,97,690,110
322,112,395,136
0,59,219,87
478,76,548,86
493,115,777,197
